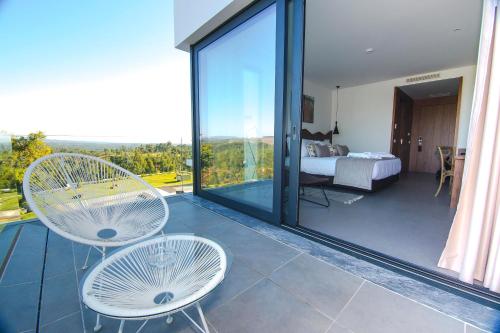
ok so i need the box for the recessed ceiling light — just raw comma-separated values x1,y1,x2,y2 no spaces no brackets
453,28,462,32
365,48,374,54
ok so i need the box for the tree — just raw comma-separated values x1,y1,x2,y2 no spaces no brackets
0,152,16,189
11,132,52,188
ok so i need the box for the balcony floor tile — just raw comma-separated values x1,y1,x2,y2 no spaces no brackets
336,282,464,333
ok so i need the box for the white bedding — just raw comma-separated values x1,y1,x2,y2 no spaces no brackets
301,156,401,180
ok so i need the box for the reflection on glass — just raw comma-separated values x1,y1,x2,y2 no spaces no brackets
198,4,276,212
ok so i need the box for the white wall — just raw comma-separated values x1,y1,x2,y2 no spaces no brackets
302,79,332,134
174,0,252,51
331,66,476,152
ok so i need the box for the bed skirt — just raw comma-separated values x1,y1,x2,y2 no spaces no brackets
299,172,400,193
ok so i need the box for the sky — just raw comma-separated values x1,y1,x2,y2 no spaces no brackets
0,0,191,143
199,4,276,139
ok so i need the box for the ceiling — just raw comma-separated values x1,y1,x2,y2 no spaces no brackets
304,0,482,89
399,78,460,99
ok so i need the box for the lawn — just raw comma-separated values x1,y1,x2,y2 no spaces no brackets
0,191,20,212
0,172,192,226
141,172,192,188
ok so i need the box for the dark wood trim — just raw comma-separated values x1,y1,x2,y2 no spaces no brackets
413,95,459,107
390,87,398,151
453,76,464,148
301,129,333,143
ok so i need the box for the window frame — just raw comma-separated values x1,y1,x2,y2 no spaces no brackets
191,0,286,224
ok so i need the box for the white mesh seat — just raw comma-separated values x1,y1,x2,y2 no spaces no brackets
23,153,169,248
82,234,227,333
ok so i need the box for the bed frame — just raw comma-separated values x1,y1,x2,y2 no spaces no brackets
300,129,400,192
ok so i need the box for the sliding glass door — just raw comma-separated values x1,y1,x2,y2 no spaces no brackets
192,0,285,223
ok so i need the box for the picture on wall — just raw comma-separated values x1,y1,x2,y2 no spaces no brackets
302,95,314,123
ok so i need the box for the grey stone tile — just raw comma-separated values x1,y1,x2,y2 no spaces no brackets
208,278,332,333
270,254,363,319
167,202,228,233
0,224,47,286
0,224,21,270
73,242,101,271
0,282,39,332
166,196,186,205
143,310,218,333
205,222,300,276
44,232,75,278
81,307,212,333
40,311,83,333
327,323,354,333
82,307,137,333
336,282,465,333
202,258,264,313
466,324,489,333
40,271,81,326
164,217,192,234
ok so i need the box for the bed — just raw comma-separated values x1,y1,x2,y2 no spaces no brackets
300,129,401,192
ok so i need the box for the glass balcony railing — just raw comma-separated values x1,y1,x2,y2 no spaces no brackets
0,132,192,225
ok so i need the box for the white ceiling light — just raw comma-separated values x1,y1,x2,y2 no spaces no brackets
365,48,374,54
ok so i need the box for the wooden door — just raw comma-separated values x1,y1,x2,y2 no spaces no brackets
409,96,458,173
391,88,413,172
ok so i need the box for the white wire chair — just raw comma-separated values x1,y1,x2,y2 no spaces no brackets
23,152,169,331
82,234,227,333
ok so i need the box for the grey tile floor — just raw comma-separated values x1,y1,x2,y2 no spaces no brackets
300,172,456,275
0,197,493,333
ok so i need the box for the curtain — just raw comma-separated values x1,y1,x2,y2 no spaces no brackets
438,0,500,292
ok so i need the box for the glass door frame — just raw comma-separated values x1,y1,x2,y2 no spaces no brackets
282,0,305,228
191,0,287,225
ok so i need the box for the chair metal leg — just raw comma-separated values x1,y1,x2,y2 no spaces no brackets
82,246,92,270
135,320,148,333
196,302,210,333
300,186,330,207
321,186,330,207
93,315,102,332
94,247,106,332
182,303,210,333
117,320,125,333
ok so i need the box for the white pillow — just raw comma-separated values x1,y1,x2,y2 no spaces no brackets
301,139,313,157
301,139,330,157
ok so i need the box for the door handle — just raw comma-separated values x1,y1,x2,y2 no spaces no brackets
400,138,403,145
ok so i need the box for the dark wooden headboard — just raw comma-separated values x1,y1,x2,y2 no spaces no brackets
301,129,333,143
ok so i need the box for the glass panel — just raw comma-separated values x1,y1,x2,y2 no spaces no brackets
198,5,276,212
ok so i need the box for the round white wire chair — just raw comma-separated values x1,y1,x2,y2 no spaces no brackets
23,153,169,248
23,153,170,332
82,234,227,333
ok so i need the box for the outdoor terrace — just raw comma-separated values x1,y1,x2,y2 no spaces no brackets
0,195,498,333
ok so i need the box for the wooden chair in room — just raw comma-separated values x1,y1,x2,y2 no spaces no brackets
435,146,455,197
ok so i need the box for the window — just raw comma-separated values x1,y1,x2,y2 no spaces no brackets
196,3,277,213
